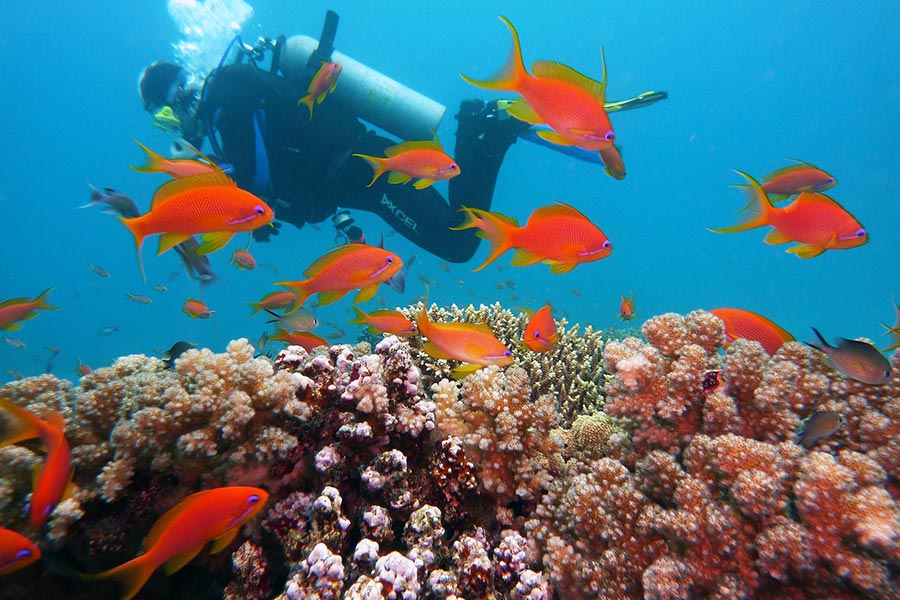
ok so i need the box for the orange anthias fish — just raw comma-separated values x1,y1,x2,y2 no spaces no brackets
298,61,342,119
349,306,418,337
353,134,460,190
82,487,268,600
0,288,59,331
277,245,403,311
709,308,794,356
118,168,274,281
417,301,513,378
0,399,72,527
710,170,867,258
806,328,891,385
452,203,611,273
248,291,296,315
182,298,214,319
0,527,40,576
229,248,257,270
129,141,217,178
268,329,330,352
461,16,614,153
521,305,557,352
618,291,636,321
734,159,836,202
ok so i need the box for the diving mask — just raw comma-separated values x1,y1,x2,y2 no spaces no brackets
153,106,181,132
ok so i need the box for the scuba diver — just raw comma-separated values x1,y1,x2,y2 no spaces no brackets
138,11,666,263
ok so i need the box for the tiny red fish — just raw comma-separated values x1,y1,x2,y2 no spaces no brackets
709,308,794,355
277,245,402,311
268,329,330,352
182,298,214,319
229,248,257,270
353,134,460,190
298,61,342,119
0,400,73,526
710,170,867,258
521,305,557,352
0,527,40,576
0,288,59,331
349,306,418,337
618,291,636,321
248,291,296,315
82,487,268,600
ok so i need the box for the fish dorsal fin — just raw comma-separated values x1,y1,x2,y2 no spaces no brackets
792,192,841,208
302,245,361,278
460,320,497,336
532,55,606,100
151,170,235,209
528,202,587,223
384,135,443,157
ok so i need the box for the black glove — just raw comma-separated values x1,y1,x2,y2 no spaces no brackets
253,220,282,242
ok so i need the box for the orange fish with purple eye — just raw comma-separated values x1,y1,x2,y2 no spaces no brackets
268,329,330,352
298,61,342,119
462,16,615,153
229,248,257,270
277,244,403,312
353,134,460,190
734,159,836,203
710,170,867,258
349,306,418,337
182,298,214,319
0,288,59,332
618,291,636,321
416,299,513,379
81,487,268,600
0,400,73,527
130,140,218,178
709,308,794,356
248,291,296,315
0,527,41,576
521,305,557,352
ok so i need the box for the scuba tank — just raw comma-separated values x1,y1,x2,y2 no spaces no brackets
280,12,445,141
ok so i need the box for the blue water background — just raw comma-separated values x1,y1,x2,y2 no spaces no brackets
2,1,899,380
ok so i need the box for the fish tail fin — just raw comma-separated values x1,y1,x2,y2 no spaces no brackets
806,327,832,353
118,216,148,283
709,170,774,234
0,399,43,448
81,556,154,600
277,281,312,314
297,94,315,120
460,16,527,90
451,207,515,272
129,141,167,173
34,288,60,311
80,184,103,209
348,305,369,325
352,154,387,187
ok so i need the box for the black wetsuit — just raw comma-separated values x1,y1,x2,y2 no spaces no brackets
193,62,521,262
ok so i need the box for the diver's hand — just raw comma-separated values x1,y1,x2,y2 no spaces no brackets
253,221,282,242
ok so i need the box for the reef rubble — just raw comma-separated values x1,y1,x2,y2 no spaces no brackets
0,306,898,599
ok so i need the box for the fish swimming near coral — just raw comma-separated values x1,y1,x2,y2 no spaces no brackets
709,308,794,355
521,305,558,352
353,133,460,190
416,300,513,378
733,159,836,203
0,399,73,527
298,61,342,119
710,170,867,258
159,341,196,369
0,288,59,332
452,203,611,273
797,411,843,449
277,244,403,311
349,306,418,337
265,308,318,332
268,329,330,351
0,527,40,576
618,291,636,321
805,328,891,385
81,486,268,600
118,167,274,281
462,16,615,154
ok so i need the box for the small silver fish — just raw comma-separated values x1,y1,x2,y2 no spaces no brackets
87,262,111,278
151,285,168,293
2,337,25,349
265,308,318,332
81,185,141,218
806,328,892,385
98,326,120,336
797,411,843,448
125,293,152,305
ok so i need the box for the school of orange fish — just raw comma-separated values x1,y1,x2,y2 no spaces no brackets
0,15,896,596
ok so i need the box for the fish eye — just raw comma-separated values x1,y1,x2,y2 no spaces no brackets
604,131,615,141
504,350,512,357
855,228,866,237
533,331,541,338
15,549,32,560
386,257,394,263
449,163,458,170
247,494,260,504
254,206,265,215
827,178,835,183
602,240,611,249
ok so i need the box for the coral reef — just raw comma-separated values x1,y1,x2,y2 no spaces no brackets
1,305,898,600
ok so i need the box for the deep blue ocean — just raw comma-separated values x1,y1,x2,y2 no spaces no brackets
2,1,899,381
